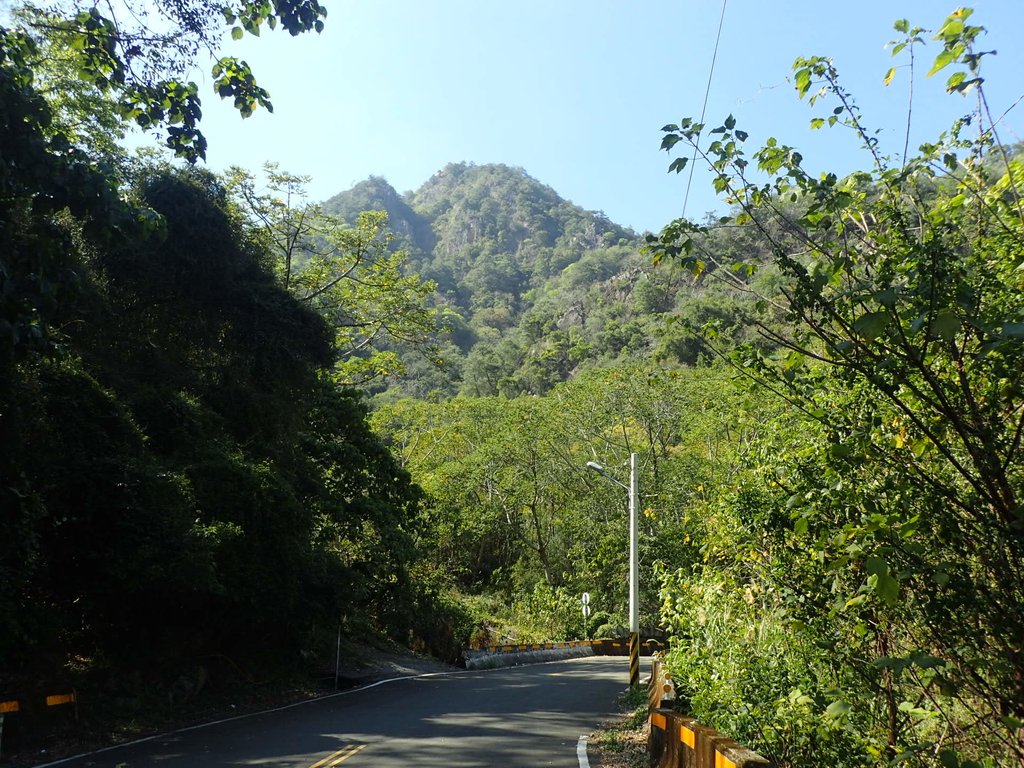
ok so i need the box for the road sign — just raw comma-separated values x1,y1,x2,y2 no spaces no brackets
582,592,590,605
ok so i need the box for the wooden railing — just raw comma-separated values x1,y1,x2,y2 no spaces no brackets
647,659,771,768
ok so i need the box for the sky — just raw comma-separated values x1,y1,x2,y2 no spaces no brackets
176,1,1024,234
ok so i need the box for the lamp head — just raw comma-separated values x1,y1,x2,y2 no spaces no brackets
586,461,605,473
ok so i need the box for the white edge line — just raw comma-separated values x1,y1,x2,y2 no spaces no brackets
31,669,472,767
577,734,591,768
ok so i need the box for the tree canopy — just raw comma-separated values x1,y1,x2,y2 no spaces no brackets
644,8,1024,766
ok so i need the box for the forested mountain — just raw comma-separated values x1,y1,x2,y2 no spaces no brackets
324,163,635,303
322,163,769,401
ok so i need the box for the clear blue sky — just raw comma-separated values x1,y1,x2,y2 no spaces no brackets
184,1,1024,234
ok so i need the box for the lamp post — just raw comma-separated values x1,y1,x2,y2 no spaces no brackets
587,453,640,687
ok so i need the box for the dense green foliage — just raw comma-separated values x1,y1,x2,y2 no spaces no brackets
371,364,761,644
0,160,457,683
0,2,465,716
225,164,443,385
644,10,1024,767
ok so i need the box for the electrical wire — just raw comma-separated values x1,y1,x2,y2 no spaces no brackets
682,0,729,220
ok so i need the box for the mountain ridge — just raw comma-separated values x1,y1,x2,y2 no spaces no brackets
318,162,751,402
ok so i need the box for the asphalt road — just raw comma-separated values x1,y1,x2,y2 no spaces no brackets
38,656,641,768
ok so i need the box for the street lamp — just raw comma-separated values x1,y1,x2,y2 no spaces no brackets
587,453,640,687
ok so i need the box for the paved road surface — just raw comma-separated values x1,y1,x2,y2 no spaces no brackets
39,656,642,768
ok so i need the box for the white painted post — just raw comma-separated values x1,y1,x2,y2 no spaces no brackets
628,452,640,687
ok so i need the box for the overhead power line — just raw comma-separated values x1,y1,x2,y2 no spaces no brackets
682,0,729,220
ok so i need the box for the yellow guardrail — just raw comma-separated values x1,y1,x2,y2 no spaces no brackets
475,638,668,655
0,690,77,759
647,659,771,768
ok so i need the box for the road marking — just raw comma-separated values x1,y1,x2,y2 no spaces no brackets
33,658,610,767
309,743,366,768
577,735,591,768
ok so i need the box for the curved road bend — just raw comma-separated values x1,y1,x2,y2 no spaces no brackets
39,656,643,768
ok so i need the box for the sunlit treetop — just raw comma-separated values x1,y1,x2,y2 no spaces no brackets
6,0,326,160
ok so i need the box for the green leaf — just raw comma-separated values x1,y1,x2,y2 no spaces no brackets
873,288,898,308
829,443,852,459
825,700,852,718
788,688,813,706
794,67,812,97
853,311,888,340
661,134,682,151
911,653,945,670
869,569,899,606
931,311,960,341
866,555,888,577
231,26,244,40
927,49,957,77
875,656,911,673
1000,715,1024,731
668,157,689,174
883,67,896,86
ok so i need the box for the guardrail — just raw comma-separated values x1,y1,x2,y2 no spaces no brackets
0,691,77,758
647,659,770,768
464,638,668,673
475,638,667,656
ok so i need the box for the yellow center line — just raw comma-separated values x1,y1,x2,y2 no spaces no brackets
308,743,367,768
326,744,366,767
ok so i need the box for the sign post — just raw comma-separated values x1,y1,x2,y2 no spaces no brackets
586,453,641,687
628,452,640,688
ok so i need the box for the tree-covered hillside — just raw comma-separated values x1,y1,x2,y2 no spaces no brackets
321,162,773,401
